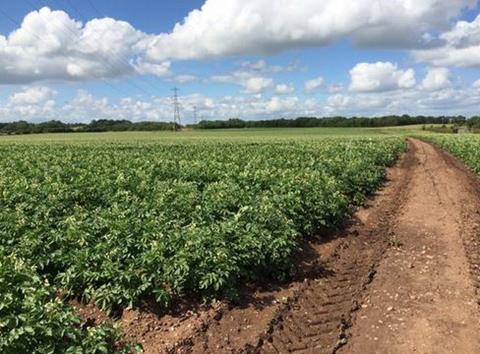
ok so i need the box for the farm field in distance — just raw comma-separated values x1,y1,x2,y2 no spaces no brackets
0,125,437,144
3,127,480,353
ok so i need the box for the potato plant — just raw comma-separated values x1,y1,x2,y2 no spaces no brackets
0,137,404,351
422,134,480,174
0,252,131,354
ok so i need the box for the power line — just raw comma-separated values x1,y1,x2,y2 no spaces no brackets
0,2,134,97
70,0,168,95
0,7,43,41
85,0,102,18
23,0,154,96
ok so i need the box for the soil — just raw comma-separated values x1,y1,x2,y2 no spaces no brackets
341,139,480,354
76,138,480,354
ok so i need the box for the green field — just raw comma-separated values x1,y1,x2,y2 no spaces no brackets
420,134,480,174
0,125,437,145
0,126,459,353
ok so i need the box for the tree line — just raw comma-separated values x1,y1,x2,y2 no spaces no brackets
0,115,477,135
0,120,178,135
467,117,480,132
195,115,468,129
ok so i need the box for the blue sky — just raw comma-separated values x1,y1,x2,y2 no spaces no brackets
0,0,480,122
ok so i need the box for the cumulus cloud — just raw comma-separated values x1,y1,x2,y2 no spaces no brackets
414,14,480,68
304,77,324,93
274,84,295,95
2,2,474,85
0,7,170,84
241,60,268,72
1,86,57,120
265,96,299,113
239,60,301,73
0,89,309,122
172,74,198,84
328,84,344,93
327,94,352,108
325,83,480,116
3,83,480,124
210,68,275,93
243,77,274,93
349,62,416,92
134,60,171,77
421,67,451,91
143,0,474,62
8,86,56,105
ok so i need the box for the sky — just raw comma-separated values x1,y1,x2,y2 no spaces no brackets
1,0,480,123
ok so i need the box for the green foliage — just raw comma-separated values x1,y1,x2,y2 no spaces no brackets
421,124,458,134
0,252,130,354
421,135,480,173
196,115,466,129
0,137,405,313
0,136,405,352
0,115,469,136
0,120,176,135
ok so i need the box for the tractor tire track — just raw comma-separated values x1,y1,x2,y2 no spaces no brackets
253,145,415,354
172,140,416,354
342,139,480,354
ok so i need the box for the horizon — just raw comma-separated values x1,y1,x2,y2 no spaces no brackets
1,1,480,123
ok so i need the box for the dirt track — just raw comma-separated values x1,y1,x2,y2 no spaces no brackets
125,139,480,354
343,139,480,354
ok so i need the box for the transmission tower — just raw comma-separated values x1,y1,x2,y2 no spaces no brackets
172,88,181,131
193,106,198,125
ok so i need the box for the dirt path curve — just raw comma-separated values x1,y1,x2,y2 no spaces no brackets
342,139,480,354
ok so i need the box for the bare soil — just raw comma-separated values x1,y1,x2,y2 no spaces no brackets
342,139,480,354
77,138,480,354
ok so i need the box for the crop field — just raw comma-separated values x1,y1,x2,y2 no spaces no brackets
0,131,407,353
3,129,480,353
421,134,480,174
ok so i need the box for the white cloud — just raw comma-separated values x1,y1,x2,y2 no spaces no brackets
2,86,58,120
2,3,475,87
304,77,324,93
327,94,352,108
414,15,480,68
0,7,170,84
210,69,275,93
324,84,480,116
244,77,274,93
266,96,299,113
473,79,480,89
349,62,416,92
134,60,172,77
8,86,56,105
328,84,344,93
241,60,268,71
143,0,474,62
239,60,301,73
172,74,198,84
421,67,451,91
274,84,295,94
3,83,480,124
